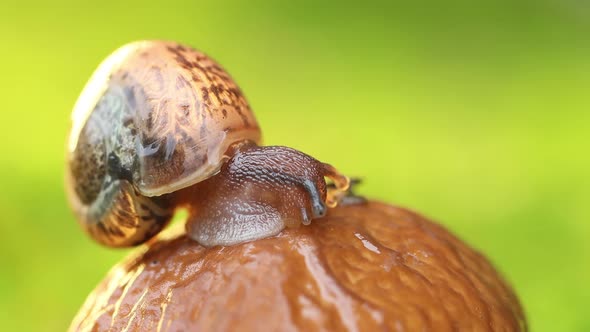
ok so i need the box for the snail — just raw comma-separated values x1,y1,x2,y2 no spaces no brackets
66,41,351,248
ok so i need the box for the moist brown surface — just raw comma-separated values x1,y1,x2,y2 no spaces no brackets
70,201,526,331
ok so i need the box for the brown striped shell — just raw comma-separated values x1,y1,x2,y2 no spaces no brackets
66,41,261,247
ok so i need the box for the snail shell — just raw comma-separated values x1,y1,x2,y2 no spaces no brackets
66,41,260,247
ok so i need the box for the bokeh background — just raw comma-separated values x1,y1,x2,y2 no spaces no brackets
1,0,589,331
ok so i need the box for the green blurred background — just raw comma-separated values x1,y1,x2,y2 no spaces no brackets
1,0,589,331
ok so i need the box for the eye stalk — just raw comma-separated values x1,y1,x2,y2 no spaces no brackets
303,179,328,218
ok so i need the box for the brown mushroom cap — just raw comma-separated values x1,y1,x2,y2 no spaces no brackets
70,201,526,331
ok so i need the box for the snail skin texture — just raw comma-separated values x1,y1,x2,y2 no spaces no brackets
66,41,349,248
70,202,527,332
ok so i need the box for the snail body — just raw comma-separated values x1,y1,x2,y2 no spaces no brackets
66,41,349,247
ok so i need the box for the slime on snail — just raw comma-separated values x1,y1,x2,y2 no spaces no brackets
66,40,351,247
